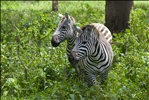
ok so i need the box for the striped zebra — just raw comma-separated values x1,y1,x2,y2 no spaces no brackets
51,13,81,74
69,24,113,87
51,13,112,75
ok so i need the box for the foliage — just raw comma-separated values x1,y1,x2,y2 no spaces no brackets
1,1,149,100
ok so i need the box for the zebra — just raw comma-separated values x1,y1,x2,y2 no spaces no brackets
51,13,82,74
69,24,113,87
51,13,113,75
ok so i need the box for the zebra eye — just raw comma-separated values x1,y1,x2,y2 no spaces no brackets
61,26,67,29
82,41,87,44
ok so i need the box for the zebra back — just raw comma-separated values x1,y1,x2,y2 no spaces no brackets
90,23,112,43
80,23,112,43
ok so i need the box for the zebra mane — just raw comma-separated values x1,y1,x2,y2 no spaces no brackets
81,24,101,39
90,24,101,39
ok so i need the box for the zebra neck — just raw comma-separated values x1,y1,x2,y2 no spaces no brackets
67,36,76,46
66,31,77,56
91,41,102,61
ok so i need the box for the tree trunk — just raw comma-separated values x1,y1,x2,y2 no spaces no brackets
52,0,58,12
105,1,133,34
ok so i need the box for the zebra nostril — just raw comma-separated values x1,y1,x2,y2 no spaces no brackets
53,35,59,43
69,53,74,60
71,51,77,58
51,35,60,47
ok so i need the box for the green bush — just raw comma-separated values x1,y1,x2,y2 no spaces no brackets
1,1,149,100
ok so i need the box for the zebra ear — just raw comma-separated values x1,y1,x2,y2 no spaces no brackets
84,25,92,37
58,13,63,19
75,26,83,37
65,13,69,19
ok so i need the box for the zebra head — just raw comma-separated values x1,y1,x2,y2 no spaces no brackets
69,25,97,65
51,13,81,47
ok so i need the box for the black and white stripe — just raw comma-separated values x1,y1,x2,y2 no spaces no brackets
69,24,113,87
51,13,80,74
51,13,113,77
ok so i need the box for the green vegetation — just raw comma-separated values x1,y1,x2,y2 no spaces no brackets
1,1,149,99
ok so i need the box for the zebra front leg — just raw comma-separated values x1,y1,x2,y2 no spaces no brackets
100,70,109,85
85,73,97,87
69,63,80,76
74,64,80,76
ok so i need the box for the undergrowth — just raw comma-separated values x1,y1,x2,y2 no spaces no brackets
1,1,149,100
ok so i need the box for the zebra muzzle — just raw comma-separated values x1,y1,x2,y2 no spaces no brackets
51,35,60,47
69,51,79,65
